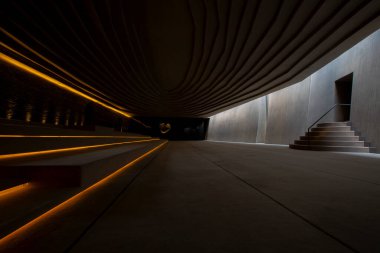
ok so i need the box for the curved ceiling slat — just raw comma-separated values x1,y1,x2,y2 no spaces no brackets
178,0,286,104
178,0,372,112
1,0,379,117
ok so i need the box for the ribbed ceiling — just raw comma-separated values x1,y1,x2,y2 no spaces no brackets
1,0,379,117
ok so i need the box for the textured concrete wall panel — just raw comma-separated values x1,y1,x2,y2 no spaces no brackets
266,78,311,144
207,98,265,142
208,29,380,150
350,31,380,150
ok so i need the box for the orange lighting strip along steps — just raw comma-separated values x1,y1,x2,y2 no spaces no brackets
0,138,159,161
0,140,167,245
0,183,29,197
0,135,149,138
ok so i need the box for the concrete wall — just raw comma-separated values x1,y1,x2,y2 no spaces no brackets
207,97,266,143
208,29,380,151
266,78,311,144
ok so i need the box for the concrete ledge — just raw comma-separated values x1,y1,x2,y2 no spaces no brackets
0,137,152,155
0,141,160,187
0,140,166,240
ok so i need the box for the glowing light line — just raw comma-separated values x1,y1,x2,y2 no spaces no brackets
0,141,167,245
0,52,132,119
0,28,123,109
0,30,151,128
0,41,122,109
0,139,159,161
0,183,29,197
0,135,149,138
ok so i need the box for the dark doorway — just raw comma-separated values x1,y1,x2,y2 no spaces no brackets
335,73,353,122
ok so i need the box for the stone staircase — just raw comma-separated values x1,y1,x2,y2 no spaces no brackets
289,122,374,152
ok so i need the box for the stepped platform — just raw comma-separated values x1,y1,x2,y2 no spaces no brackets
290,122,375,152
0,139,164,239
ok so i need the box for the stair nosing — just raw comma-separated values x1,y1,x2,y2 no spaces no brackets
292,144,369,148
308,131,354,132
296,141,364,143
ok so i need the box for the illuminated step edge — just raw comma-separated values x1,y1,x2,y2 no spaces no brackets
0,135,149,138
0,141,167,245
0,183,29,197
0,139,159,162
0,140,160,187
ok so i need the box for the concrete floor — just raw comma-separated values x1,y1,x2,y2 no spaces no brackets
67,142,380,252
65,141,380,253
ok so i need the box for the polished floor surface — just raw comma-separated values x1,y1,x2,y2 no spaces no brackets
67,141,380,253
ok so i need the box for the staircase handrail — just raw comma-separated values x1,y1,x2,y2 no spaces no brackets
307,104,351,133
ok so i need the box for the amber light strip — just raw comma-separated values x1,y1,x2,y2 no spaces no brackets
0,52,132,118
0,139,159,161
0,29,121,106
1,32,150,128
0,141,167,245
0,41,121,110
0,51,150,128
0,183,29,197
0,135,149,138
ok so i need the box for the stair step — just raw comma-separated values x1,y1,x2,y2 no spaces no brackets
291,122,372,153
306,131,355,137
0,141,161,187
300,136,360,141
0,140,165,240
0,179,28,192
294,140,365,147
317,122,351,127
289,144,372,153
311,126,351,132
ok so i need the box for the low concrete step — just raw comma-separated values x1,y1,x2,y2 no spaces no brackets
0,136,153,155
0,141,161,187
0,140,166,240
317,122,350,127
289,144,372,153
0,179,28,191
293,122,372,153
294,140,365,147
300,136,360,141
306,131,355,137
311,126,351,132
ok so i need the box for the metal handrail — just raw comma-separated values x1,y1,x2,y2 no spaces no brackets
305,103,351,148
307,103,351,133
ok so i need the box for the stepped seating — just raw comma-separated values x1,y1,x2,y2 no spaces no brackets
0,140,164,239
0,140,160,187
289,122,374,152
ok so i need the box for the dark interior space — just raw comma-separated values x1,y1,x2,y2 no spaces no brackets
132,117,209,140
1,1,380,252
335,73,353,122
0,63,147,135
